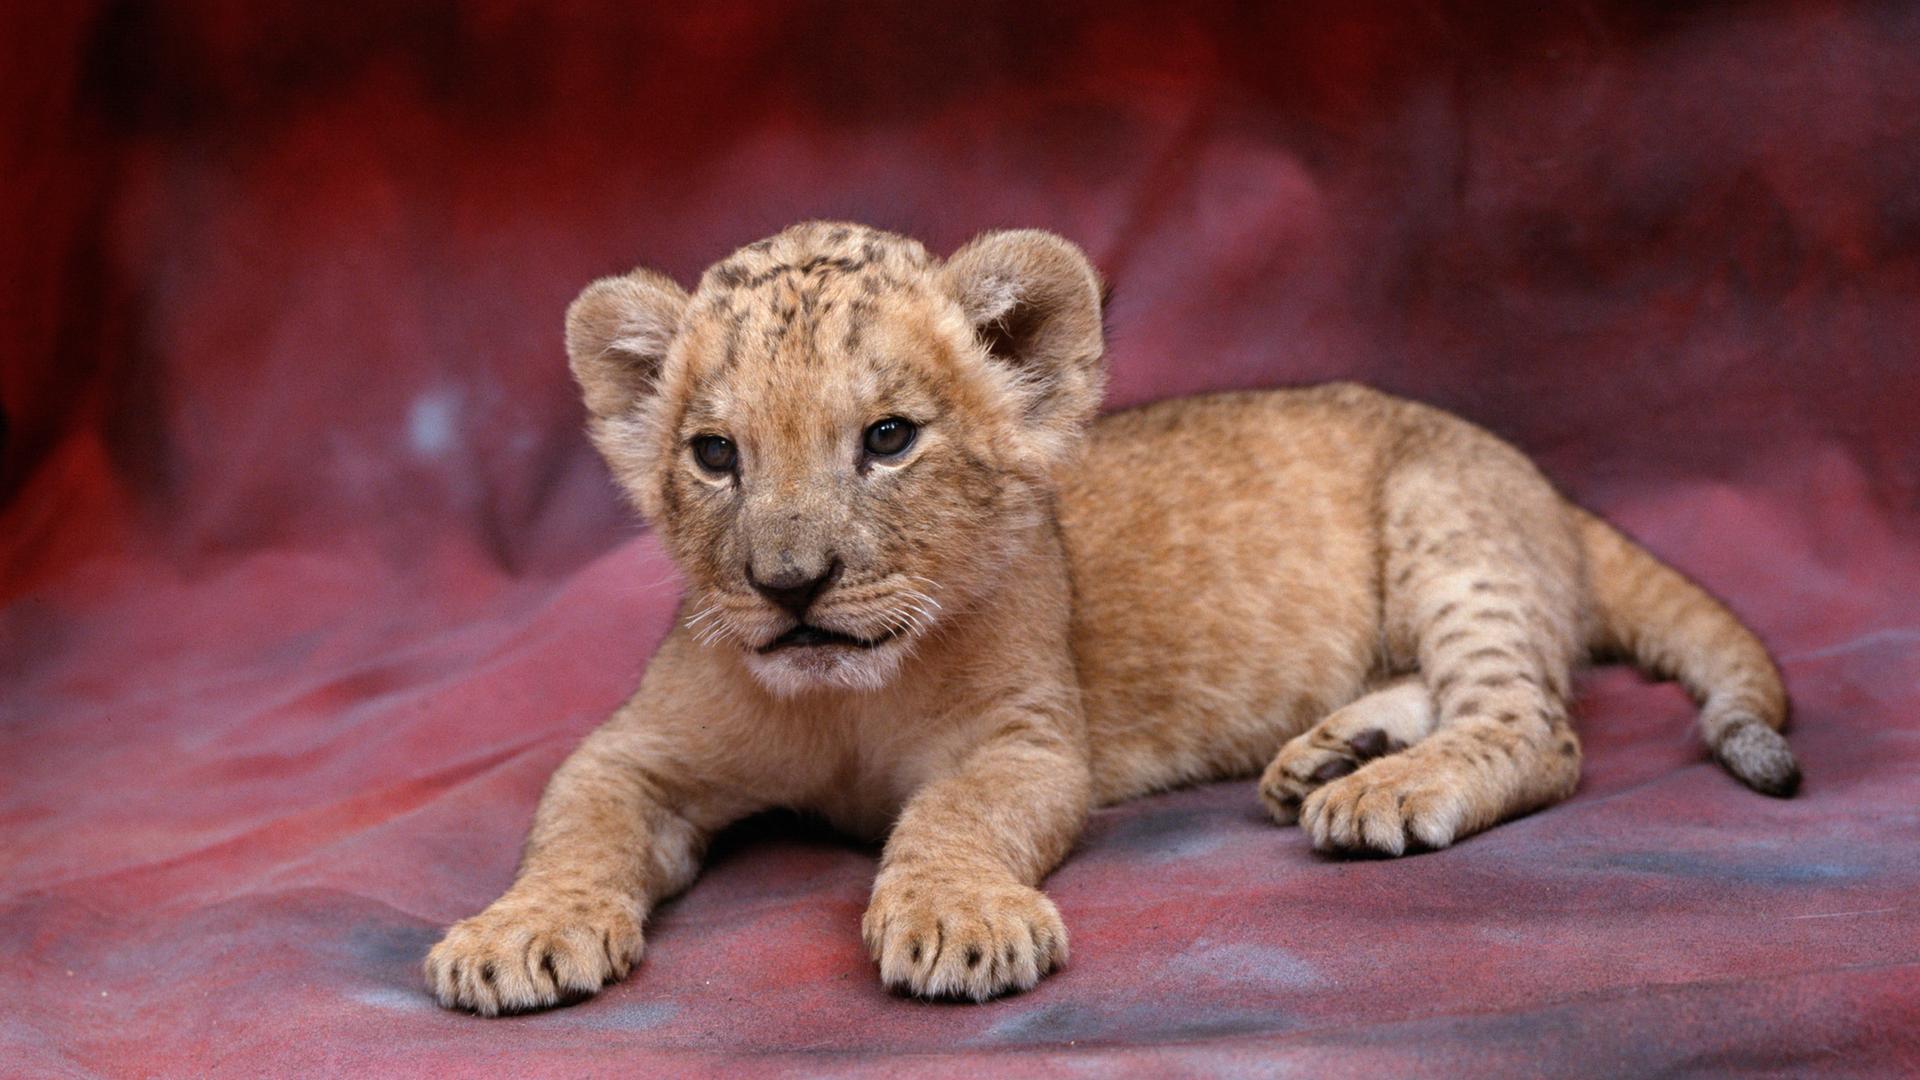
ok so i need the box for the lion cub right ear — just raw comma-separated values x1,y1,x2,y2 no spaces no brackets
564,269,690,418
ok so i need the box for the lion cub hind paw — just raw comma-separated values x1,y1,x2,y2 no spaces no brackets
1260,729,1407,824
1298,759,1470,857
862,879,1067,1002
1259,681,1435,825
424,891,644,1016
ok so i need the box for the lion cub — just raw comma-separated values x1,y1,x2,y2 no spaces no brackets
425,222,1796,1013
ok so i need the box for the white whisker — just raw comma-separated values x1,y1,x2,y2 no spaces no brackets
695,615,734,647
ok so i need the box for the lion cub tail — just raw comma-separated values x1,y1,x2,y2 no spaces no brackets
1576,508,1799,796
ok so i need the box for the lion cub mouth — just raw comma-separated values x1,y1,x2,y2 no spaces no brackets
759,624,898,653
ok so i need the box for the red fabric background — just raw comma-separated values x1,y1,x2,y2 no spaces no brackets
5,3,1919,1075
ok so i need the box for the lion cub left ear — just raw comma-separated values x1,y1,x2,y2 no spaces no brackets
564,268,691,419
942,230,1107,465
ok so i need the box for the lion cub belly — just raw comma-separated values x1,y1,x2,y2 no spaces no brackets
1058,387,1397,802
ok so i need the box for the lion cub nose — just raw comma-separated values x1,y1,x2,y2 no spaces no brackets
749,558,842,619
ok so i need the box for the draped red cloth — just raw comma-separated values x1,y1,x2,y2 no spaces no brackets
5,3,1917,1075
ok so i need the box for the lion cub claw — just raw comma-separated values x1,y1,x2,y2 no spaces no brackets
862,876,1067,1001
424,887,644,1015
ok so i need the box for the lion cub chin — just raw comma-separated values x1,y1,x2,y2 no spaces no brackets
424,221,1795,1014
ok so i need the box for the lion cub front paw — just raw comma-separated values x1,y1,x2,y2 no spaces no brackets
861,875,1067,1001
423,887,644,1016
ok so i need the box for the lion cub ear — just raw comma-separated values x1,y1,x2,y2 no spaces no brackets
564,268,690,418
942,230,1107,462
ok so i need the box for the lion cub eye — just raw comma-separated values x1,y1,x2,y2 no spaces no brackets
691,434,738,474
863,417,917,459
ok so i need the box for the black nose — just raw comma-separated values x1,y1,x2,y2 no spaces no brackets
749,559,841,618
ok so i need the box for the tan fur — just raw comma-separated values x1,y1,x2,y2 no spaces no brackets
424,222,1795,1013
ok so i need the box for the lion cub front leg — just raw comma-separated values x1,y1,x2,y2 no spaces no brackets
862,711,1091,1001
425,718,746,1015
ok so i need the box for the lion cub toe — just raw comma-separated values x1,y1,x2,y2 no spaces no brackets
424,888,644,1016
862,876,1067,1001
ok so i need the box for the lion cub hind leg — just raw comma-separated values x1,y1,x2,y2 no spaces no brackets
1260,678,1435,824
1301,444,1586,857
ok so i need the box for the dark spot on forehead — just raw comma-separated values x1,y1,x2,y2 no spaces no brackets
802,253,871,279
741,264,794,290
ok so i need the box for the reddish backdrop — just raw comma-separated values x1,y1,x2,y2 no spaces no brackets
5,3,1918,1076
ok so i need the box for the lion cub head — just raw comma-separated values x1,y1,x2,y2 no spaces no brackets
564,222,1105,695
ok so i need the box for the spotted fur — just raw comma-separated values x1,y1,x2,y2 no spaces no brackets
423,222,1795,1014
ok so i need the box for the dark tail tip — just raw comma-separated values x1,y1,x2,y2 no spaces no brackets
1715,722,1801,798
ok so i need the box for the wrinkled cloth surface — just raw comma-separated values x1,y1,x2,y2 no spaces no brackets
4,3,1919,1077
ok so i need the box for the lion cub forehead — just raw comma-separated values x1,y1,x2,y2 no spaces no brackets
675,222,955,365
670,222,976,415
697,221,934,299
